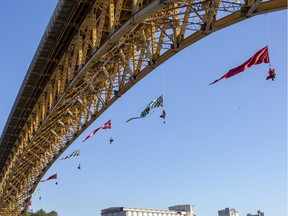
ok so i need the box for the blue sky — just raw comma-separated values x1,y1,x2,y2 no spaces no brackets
0,2,286,216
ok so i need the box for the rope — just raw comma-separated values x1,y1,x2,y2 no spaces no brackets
79,142,111,184
265,14,272,68
114,120,160,162
167,78,264,141
161,64,165,98
161,64,167,124
109,107,113,140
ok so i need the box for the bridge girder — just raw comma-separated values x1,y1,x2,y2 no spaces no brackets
0,0,286,215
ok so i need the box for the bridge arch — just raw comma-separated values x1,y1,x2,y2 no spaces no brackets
0,0,286,214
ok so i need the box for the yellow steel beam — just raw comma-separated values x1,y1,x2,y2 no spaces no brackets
0,0,286,214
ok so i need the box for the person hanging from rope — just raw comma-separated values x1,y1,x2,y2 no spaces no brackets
266,68,276,81
160,109,166,124
109,137,114,144
77,163,81,169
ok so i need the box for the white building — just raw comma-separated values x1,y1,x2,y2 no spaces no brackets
247,210,264,216
101,205,195,216
218,208,239,216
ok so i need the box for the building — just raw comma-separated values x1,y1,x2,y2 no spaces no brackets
101,205,195,216
247,210,264,216
218,208,239,216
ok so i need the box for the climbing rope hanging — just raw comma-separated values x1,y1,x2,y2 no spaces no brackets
160,64,166,123
265,13,276,81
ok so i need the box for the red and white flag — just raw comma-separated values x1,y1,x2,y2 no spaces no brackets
19,201,31,209
83,120,111,142
24,201,31,207
41,173,57,182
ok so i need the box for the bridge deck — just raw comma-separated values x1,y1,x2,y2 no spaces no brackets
0,0,94,171
0,0,286,214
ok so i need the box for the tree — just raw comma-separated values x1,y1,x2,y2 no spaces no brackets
27,209,58,216
47,211,58,216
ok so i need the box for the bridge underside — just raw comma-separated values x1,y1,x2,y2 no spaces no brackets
0,0,286,215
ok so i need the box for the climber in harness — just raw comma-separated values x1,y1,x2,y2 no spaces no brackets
266,68,276,81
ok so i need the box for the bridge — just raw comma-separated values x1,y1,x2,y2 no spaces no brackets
0,0,286,215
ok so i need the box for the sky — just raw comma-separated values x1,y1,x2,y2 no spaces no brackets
0,2,287,216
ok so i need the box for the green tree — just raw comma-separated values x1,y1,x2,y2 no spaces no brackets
47,211,58,216
27,209,58,216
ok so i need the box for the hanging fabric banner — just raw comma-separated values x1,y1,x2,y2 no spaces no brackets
60,149,80,160
126,95,164,123
40,174,57,182
209,46,270,85
83,120,111,142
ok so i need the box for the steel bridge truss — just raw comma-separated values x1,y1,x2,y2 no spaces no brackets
0,0,286,214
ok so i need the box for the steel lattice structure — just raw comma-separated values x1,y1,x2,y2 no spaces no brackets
0,0,286,215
